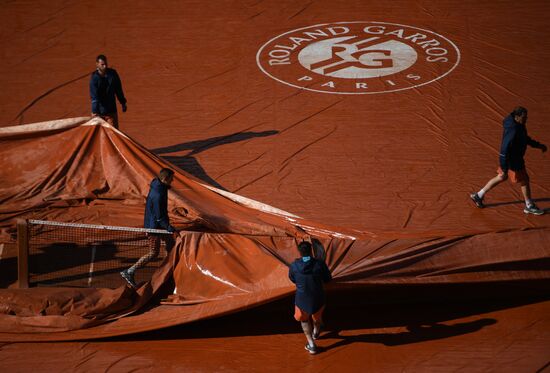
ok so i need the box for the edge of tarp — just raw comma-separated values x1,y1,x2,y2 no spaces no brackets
200,183,301,219
0,117,93,134
0,286,295,342
0,116,355,239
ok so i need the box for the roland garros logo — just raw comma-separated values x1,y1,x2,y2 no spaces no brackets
256,22,460,94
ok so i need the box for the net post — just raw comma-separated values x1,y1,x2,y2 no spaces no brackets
17,219,29,289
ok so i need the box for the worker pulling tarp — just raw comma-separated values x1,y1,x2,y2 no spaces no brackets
0,118,549,341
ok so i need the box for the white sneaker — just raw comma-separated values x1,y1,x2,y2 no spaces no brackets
524,204,544,215
305,343,318,355
120,270,137,288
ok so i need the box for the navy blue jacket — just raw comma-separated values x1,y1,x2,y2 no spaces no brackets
499,114,542,171
89,68,126,115
289,257,332,314
144,178,175,232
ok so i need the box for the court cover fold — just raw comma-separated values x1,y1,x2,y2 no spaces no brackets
0,118,548,341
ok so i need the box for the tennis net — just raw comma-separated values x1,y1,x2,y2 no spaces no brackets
17,219,173,289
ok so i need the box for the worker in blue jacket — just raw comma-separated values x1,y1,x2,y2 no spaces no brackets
121,168,177,288
90,54,127,129
470,107,547,215
289,240,332,355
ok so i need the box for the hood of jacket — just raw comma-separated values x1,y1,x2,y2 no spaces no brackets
293,258,318,274
503,114,521,129
150,177,168,193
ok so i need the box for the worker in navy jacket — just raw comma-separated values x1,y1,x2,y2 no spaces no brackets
90,54,127,129
470,106,547,215
289,240,332,354
144,174,176,232
121,168,176,288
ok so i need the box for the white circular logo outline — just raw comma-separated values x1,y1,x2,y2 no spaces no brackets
256,21,461,95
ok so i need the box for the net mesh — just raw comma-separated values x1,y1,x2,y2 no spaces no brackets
27,220,173,288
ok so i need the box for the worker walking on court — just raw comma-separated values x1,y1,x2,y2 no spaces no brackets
90,54,127,129
121,168,177,288
289,240,332,355
470,106,547,215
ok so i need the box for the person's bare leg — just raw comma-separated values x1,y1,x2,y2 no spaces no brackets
471,173,507,208
129,235,160,273
301,320,316,348
521,181,544,215
313,319,323,339
478,174,507,198
521,183,532,205
129,246,159,273
121,235,160,288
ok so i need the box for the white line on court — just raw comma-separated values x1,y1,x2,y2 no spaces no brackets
88,245,96,287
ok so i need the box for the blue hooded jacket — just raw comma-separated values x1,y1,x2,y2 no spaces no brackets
144,178,175,232
289,257,332,314
499,114,542,171
89,68,126,115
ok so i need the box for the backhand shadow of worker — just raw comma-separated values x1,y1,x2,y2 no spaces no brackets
318,318,496,352
151,130,279,190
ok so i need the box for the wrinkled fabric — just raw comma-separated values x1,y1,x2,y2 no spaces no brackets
0,119,549,342
1,1,550,370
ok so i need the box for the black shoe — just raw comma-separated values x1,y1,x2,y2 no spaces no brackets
524,204,544,215
120,270,137,289
470,193,484,208
305,343,318,355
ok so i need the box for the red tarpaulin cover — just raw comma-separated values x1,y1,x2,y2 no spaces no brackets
0,118,548,341
1,0,549,370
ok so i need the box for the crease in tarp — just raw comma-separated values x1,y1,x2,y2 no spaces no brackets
0,117,549,341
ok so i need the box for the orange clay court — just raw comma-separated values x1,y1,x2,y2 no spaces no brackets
0,1,549,372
